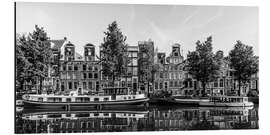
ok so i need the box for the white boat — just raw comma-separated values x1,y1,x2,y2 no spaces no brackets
199,96,254,107
22,87,149,109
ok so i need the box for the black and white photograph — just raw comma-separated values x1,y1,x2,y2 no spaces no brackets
15,1,259,134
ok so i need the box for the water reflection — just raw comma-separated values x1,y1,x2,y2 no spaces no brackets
15,105,258,133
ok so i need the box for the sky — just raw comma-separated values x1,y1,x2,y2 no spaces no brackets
16,2,258,57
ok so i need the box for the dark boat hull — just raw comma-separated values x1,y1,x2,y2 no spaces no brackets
149,97,201,106
23,98,149,109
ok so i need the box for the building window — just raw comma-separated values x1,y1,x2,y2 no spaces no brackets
155,82,158,89
60,73,65,79
179,81,182,87
68,65,72,71
160,72,163,78
88,81,92,89
94,73,98,79
122,81,126,87
94,66,98,71
88,73,92,79
174,81,178,87
127,81,132,87
178,66,182,70
175,73,179,79
68,82,72,89
189,81,193,88
164,82,168,89
62,65,66,71
83,65,86,71
164,65,168,71
83,82,87,89
194,81,197,89
164,73,168,78
251,80,256,89
214,80,218,88
133,67,138,76
159,82,163,89
88,66,92,71
74,65,78,71
170,81,173,87
83,73,87,79
220,79,224,87
68,72,72,79
74,82,78,89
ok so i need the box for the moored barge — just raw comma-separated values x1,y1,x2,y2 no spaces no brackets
22,87,149,109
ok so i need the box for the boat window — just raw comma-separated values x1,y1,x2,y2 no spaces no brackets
240,98,243,102
124,97,127,100
47,98,54,102
66,98,71,102
76,98,82,102
76,113,90,117
104,113,109,116
104,98,109,101
84,98,90,102
56,98,62,102
94,113,99,116
128,97,131,99
94,98,99,102
133,96,136,99
38,97,43,102
48,114,61,118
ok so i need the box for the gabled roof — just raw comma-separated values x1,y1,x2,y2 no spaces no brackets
50,39,66,50
85,43,95,47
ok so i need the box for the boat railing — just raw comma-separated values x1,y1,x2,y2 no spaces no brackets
210,96,247,103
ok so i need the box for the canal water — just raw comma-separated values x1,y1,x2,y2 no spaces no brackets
15,105,258,133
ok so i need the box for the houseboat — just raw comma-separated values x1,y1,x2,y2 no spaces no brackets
199,96,254,107
22,87,149,109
